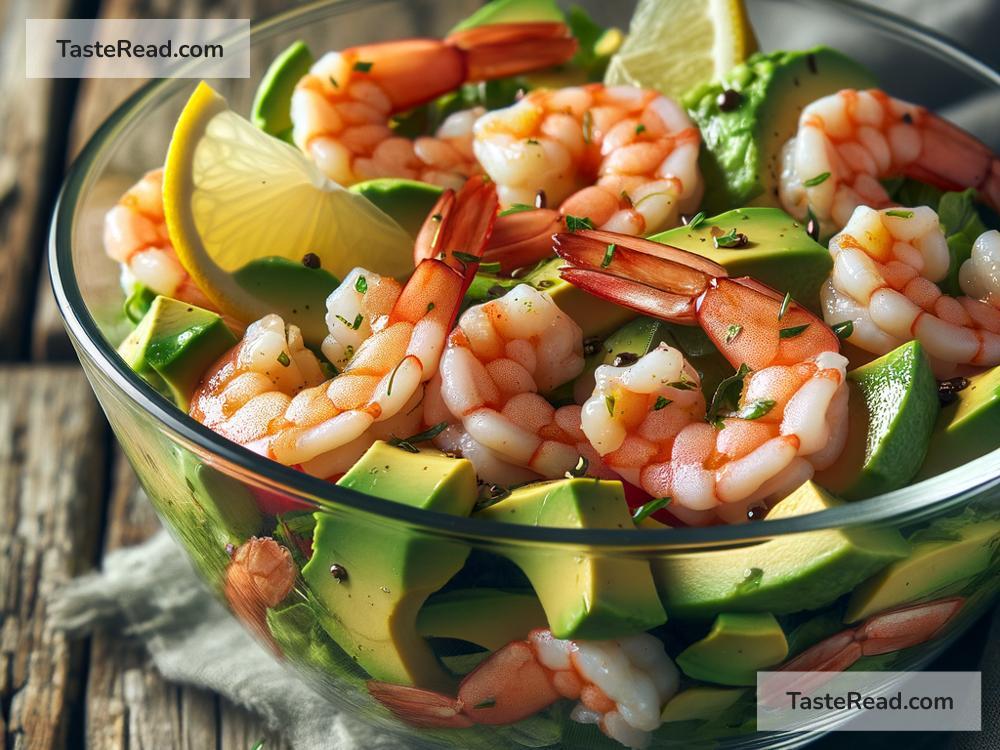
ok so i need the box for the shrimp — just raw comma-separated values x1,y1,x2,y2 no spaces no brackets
779,88,1000,234
821,206,1000,371
435,283,613,479
103,169,215,309
472,84,703,245
291,22,577,188
224,537,296,652
369,629,679,749
554,229,849,525
190,176,498,467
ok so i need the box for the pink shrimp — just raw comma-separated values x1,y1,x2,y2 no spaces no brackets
224,537,297,652
190,176,498,469
103,169,216,310
779,88,1000,234
369,628,679,749
291,23,577,188
554,230,849,525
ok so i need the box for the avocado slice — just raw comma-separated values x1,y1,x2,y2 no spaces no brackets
450,0,564,32
647,207,832,313
231,256,339,346
348,179,443,239
683,47,876,214
302,441,478,691
417,589,547,651
118,296,237,410
475,478,667,639
251,40,314,144
267,601,368,683
845,511,1000,622
651,481,909,620
816,341,939,500
660,687,747,723
676,613,788,686
919,363,1000,477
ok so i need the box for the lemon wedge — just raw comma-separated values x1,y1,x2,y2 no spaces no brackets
604,0,758,98
163,82,413,335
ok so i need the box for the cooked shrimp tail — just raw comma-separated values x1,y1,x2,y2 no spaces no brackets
444,22,579,83
414,174,499,279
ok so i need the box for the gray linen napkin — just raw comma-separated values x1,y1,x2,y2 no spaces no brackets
49,531,405,750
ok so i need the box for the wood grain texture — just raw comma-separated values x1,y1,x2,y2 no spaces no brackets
0,0,80,361
0,367,107,749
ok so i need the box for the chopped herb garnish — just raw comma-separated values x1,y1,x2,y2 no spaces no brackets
276,351,290,367
474,698,497,710
328,76,338,88
605,394,616,416
635,123,647,135
724,324,742,344
386,359,403,396
803,171,831,187
601,243,616,268
478,261,502,274
779,323,810,339
632,496,671,524
713,228,748,249
453,251,481,265
335,313,363,330
353,60,373,73
566,455,589,478
653,395,672,411
474,484,511,512
777,292,792,320
565,214,594,232
886,209,914,219
251,739,266,750
667,379,697,391
582,110,593,144
499,203,534,217
733,398,776,420
687,211,706,229
707,363,751,424
355,275,368,294
832,320,854,339
526,138,540,145
389,422,449,453
427,302,435,312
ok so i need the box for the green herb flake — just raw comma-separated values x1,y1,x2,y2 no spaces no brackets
582,110,593,144
667,379,697,391
526,138,540,145
713,227,748,249
474,698,497,710
478,261,502,274
779,323,810,339
885,209,914,219
605,394,616,417
353,60,373,73
566,455,589,478
565,215,594,232
386,359,403,397
355,275,368,294
804,171,831,187
735,398,777,420
276,351,290,367
832,320,854,339
427,302,436,313
653,395,672,411
707,363,751,424
601,243,616,268
634,123,647,136
687,211,706,229
498,203,534,217
389,421,449,453
453,251,481,265
328,76,338,88
724,324,742,344
777,292,792,321
632,496,671,524
251,740,266,750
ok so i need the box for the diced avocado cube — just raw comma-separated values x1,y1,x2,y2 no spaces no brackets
652,481,909,619
302,441,478,691
676,613,788,686
816,341,939,500
660,686,747,723
117,296,237,410
475,478,667,639
648,207,832,313
417,589,547,651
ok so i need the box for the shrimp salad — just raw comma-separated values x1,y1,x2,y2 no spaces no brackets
105,1,1000,747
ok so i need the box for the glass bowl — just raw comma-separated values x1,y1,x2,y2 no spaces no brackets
50,0,1000,747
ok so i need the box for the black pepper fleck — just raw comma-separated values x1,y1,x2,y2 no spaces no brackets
302,252,321,269
807,53,818,74
902,112,913,125
717,89,743,112
612,352,640,367
329,564,349,582
583,337,602,356
938,377,970,405
747,504,768,521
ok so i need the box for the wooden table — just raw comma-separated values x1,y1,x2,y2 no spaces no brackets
1,1,308,746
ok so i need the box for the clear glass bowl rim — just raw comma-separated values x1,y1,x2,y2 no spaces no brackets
49,0,1000,551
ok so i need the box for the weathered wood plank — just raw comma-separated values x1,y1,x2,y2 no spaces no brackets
0,0,80,360
0,366,108,749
